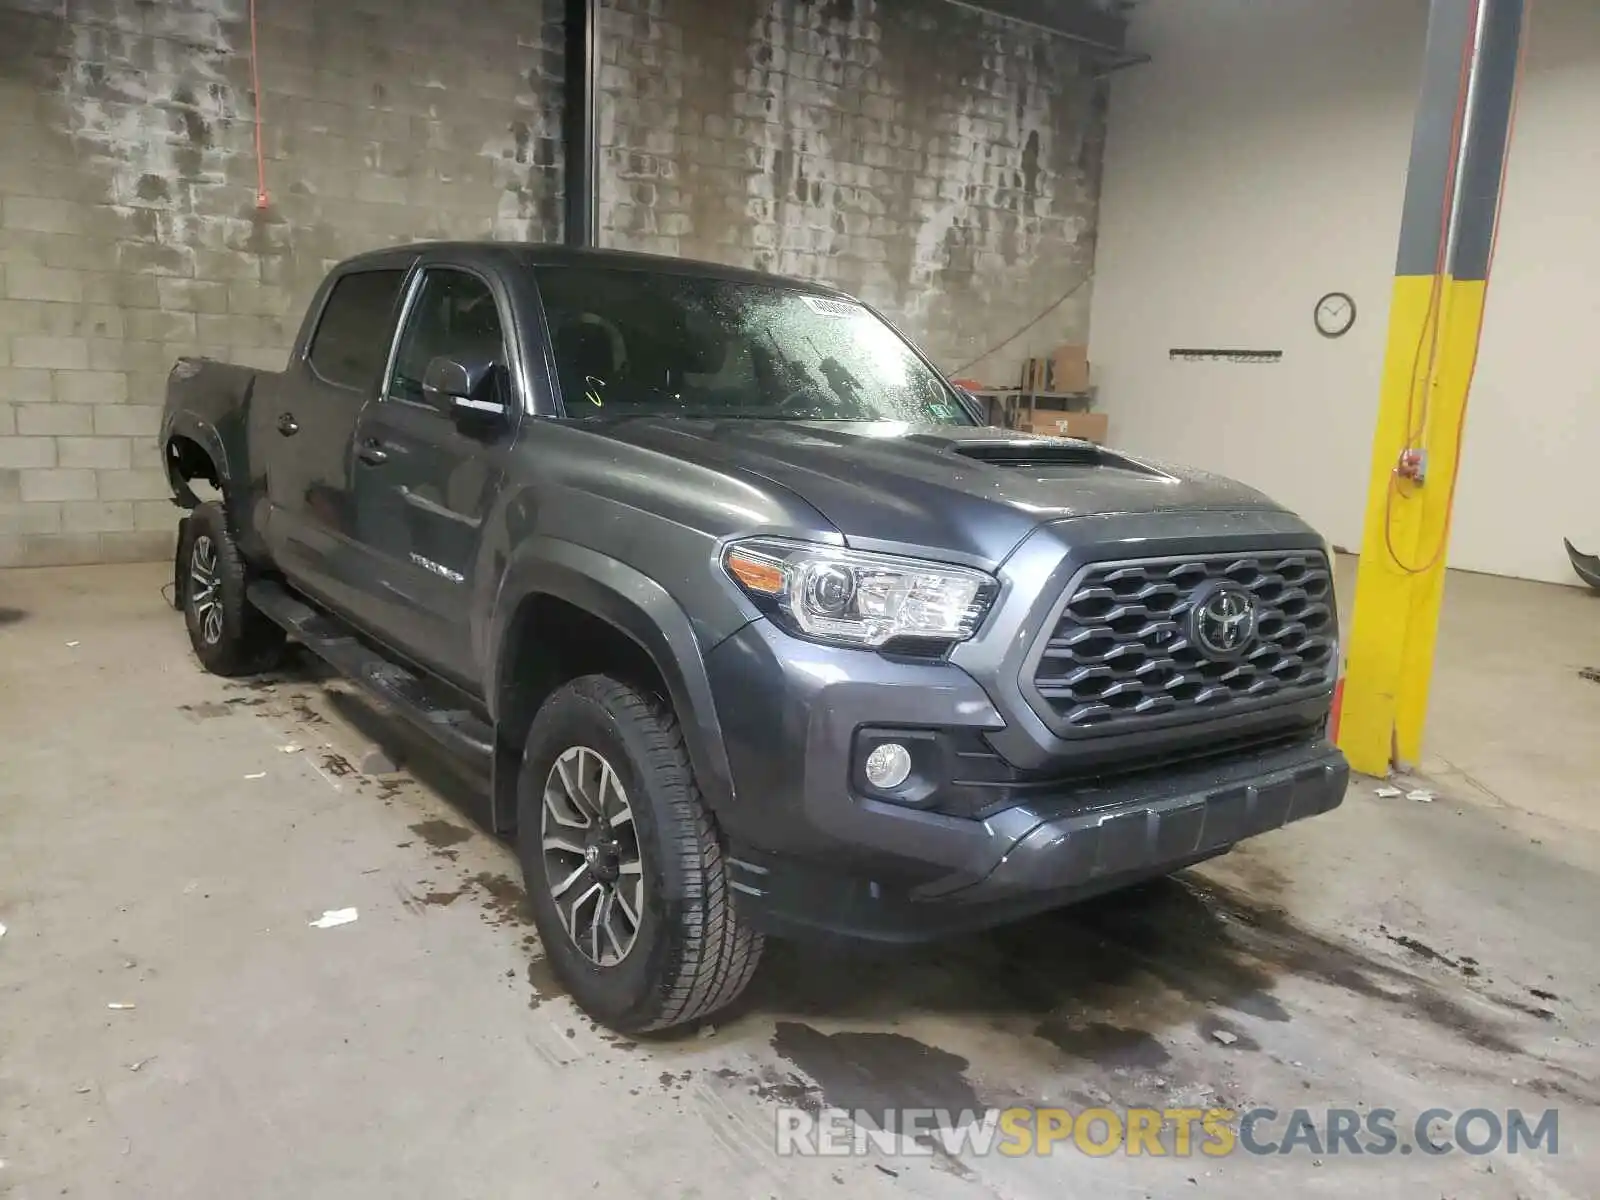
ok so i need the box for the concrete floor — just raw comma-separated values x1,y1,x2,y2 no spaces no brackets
1,560,1597,1199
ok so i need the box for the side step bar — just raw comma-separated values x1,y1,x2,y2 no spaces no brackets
247,580,496,771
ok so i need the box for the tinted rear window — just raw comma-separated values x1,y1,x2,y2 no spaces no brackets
307,269,407,389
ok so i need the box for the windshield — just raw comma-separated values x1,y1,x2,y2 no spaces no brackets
537,265,972,425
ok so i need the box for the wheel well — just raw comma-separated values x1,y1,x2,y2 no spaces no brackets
497,594,670,760
166,434,222,508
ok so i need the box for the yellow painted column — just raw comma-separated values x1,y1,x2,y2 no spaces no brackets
1340,0,1524,775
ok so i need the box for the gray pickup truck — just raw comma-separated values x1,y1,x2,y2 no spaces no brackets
161,242,1348,1032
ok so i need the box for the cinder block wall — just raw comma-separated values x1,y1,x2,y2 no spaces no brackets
598,0,1108,380
0,0,564,567
0,0,1110,568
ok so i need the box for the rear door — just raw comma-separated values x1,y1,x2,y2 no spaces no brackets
265,266,408,626
346,265,519,690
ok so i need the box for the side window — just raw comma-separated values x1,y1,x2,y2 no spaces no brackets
389,269,509,407
306,269,407,390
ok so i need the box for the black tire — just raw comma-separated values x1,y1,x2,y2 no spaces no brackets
517,675,763,1033
177,501,285,677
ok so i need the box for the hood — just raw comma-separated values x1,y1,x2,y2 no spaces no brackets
581,418,1288,564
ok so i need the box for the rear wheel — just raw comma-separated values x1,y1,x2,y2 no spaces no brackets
178,501,285,677
517,675,763,1033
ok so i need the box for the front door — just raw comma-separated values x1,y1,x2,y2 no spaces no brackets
348,266,517,691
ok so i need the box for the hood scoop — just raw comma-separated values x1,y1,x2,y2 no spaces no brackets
945,436,1169,478
950,437,1104,468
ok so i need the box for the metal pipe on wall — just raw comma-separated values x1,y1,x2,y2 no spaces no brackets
563,0,600,248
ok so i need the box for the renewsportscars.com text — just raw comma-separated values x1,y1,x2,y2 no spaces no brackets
774,1105,1560,1159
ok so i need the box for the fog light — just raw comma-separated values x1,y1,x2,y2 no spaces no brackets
864,742,913,790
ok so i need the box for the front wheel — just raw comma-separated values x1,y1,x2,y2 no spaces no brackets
517,675,763,1033
177,501,285,677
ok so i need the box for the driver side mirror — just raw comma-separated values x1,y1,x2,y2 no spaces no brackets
422,355,509,426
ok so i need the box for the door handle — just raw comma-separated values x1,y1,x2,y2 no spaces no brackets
276,413,299,437
357,439,390,466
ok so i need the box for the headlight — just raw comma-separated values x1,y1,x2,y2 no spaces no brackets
722,537,997,649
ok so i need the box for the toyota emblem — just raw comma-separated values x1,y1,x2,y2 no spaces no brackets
1191,583,1258,659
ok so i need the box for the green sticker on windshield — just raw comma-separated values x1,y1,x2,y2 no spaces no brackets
926,402,961,421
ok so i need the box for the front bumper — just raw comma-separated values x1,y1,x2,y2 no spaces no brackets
704,617,1348,943
970,742,1346,900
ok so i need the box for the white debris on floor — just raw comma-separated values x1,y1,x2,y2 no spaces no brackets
309,908,359,929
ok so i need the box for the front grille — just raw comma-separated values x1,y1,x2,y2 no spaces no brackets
1028,551,1337,734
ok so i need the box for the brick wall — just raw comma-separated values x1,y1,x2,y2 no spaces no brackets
0,0,564,567
0,0,1112,568
597,0,1108,380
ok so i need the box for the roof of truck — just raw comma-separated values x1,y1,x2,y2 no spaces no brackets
333,241,854,298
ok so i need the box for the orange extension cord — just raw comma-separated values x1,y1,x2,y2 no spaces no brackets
1384,0,1529,575
250,0,269,209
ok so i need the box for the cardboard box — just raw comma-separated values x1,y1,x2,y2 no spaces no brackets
1020,357,1051,391
1050,344,1091,393
1020,411,1108,443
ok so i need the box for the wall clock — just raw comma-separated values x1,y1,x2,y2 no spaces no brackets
1315,292,1357,338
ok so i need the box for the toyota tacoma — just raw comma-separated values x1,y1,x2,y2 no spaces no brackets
161,243,1348,1032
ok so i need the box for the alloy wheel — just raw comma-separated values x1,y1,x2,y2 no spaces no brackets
189,535,224,646
540,745,644,966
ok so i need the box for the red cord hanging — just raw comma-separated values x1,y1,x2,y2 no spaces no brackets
250,0,269,209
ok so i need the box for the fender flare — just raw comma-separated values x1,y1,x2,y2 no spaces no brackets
488,538,738,813
163,410,234,501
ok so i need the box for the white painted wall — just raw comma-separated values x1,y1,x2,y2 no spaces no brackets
1089,0,1600,584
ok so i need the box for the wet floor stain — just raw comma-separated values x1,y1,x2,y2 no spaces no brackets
469,872,531,926
715,1064,821,1109
745,874,1529,1067
1213,851,1292,906
1522,1076,1593,1104
1032,1019,1170,1069
0,607,28,625
289,694,326,725
1224,987,1291,1023
592,1024,637,1048
179,701,232,720
409,818,473,850
420,888,465,907
526,956,566,1011
770,1022,981,1133
319,752,355,778
1380,927,1481,977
